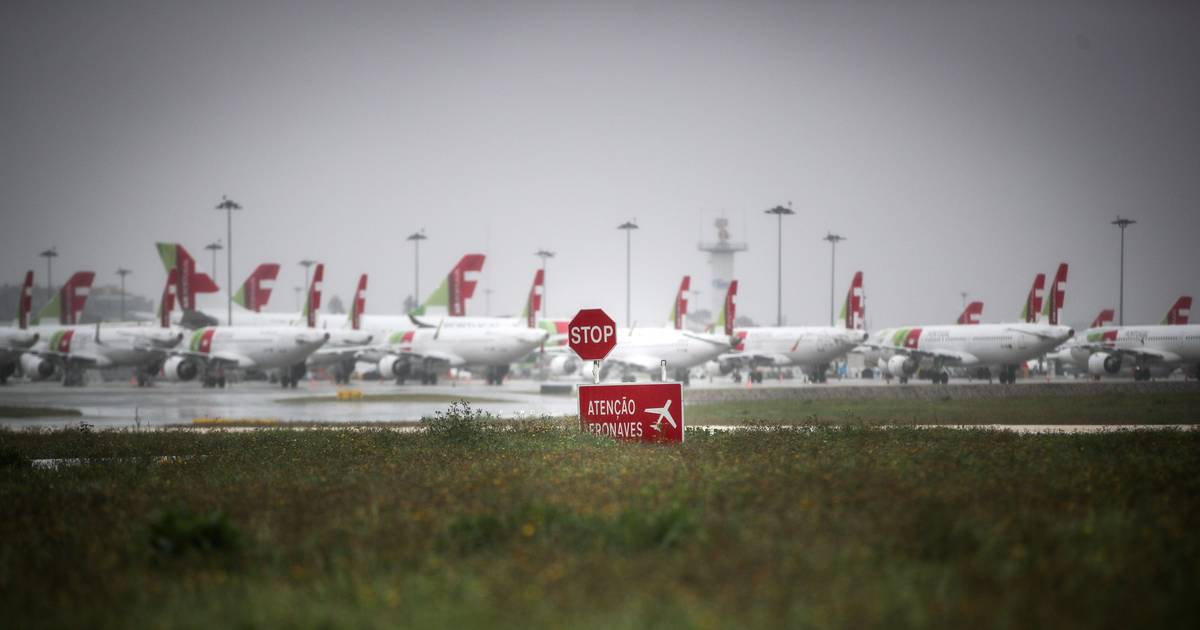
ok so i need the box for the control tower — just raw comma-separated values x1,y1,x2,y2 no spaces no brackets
698,218,748,317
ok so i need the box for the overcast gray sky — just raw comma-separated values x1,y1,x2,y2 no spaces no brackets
3,0,1197,328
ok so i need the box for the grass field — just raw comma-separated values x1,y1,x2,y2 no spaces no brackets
687,391,1200,425
1,403,1197,628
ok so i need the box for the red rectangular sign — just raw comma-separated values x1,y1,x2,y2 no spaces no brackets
579,382,684,443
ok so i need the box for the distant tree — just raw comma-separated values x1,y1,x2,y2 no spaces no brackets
325,295,346,314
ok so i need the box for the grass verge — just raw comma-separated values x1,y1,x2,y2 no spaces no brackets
686,391,1200,425
277,393,511,404
0,406,1197,628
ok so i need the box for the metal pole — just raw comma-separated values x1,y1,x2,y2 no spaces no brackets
414,238,420,302
226,207,232,325
777,213,782,326
1119,226,1125,326
829,240,836,326
626,228,631,326
1111,216,1135,326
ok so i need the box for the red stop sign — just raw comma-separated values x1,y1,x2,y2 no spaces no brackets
568,308,618,361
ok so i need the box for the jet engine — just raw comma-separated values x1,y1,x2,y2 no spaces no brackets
162,356,199,381
886,354,918,378
547,354,579,375
378,355,410,379
20,354,54,379
1087,353,1122,376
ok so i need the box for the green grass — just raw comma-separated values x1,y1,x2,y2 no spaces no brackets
277,393,511,404
1,411,1198,628
687,391,1200,425
0,405,81,418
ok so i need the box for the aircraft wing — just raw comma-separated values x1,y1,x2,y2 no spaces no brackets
36,350,111,368
864,343,980,366
1079,345,1182,365
605,354,663,372
309,345,378,364
385,348,466,367
716,352,791,367
170,350,254,368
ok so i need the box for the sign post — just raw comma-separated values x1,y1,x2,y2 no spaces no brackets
569,308,684,444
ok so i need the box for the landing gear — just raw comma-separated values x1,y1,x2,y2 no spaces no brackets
997,366,1017,384
674,367,691,386
62,366,84,387
932,371,949,385
333,360,355,385
421,372,439,385
1134,366,1152,382
898,376,909,385
0,363,13,385
485,365,509,386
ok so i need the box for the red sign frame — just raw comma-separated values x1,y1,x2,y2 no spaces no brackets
568,308,618,361
579,382,684,444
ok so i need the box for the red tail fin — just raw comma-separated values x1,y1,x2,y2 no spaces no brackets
351,274,367,331
240,263,280,312
724,280,738,337
1024,273,1046,323
61,271,95,325
1165,296,1191,325
18,270,33,329
448,254,486,316
526,269,544,328
161,269,178,328
305,263,324,328
956,301,984,325
1090,308,1115,328
172,244,220,311
843,271,865,330
674,276,690,330
1045,263,1068,326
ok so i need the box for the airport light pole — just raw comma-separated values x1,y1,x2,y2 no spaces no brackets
406,230,427,310
535,249,555,317
116,268,131,321
1112,215,1136,325
961,291,968,310
823,232,846,326
205,241,223,283
617,221,638,326
299,259,316,291
765,205,795,326
215,196,242,325
39,247,58,294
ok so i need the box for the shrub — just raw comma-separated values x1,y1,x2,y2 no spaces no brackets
421,400,491,445
147,508,241,560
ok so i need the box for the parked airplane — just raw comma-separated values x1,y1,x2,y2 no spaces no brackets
590,277,731,385
0,272,39,385
1068,295,1198,380
711,273,868,383
868,264,1074,384
161,325,330,388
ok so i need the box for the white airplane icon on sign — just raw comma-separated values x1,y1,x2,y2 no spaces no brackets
646,399,677,434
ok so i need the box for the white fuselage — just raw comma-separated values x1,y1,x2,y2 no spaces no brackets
1069,325,1200,372
869,322,1075,368
726,326,867,369
381,326,548,367
606,327,731,372
27,324,182,369
186,326,330,370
